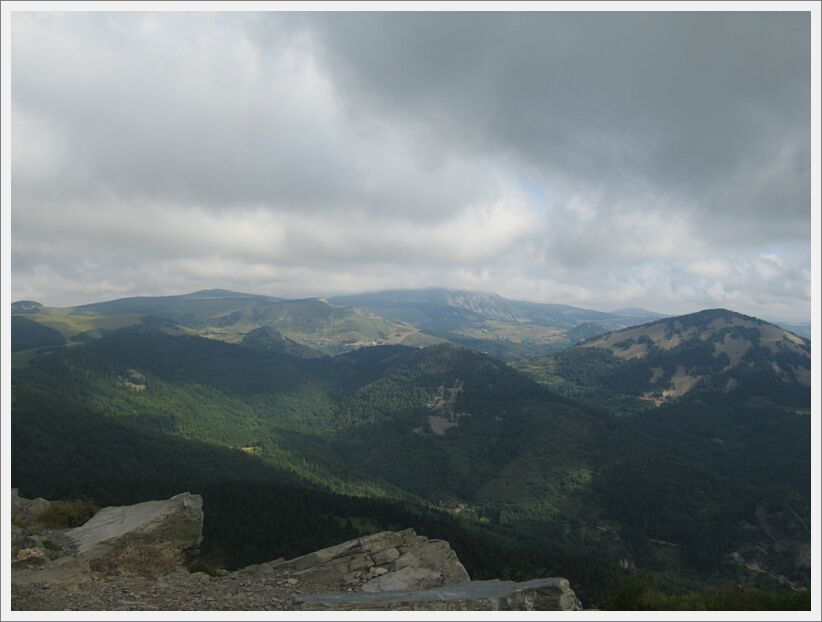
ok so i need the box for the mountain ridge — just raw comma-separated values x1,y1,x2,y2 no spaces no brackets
514,308,810,412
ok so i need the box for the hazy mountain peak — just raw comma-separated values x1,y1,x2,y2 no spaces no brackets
188,289,265,298
11,300,44,315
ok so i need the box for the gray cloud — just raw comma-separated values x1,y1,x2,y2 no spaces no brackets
308,12,810,238
10,11,811,322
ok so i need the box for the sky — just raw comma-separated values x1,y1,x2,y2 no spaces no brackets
10,10,812,322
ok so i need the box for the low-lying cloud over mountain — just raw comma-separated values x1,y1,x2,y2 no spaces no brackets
11,11,810,322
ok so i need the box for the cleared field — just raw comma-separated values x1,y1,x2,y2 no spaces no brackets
454,320,566,344
25,308,144,339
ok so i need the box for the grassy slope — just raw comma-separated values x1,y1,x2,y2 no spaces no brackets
21,307,145,339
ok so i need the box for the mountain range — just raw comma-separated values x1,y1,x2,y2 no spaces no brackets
10,288,812,608
13,288,672,360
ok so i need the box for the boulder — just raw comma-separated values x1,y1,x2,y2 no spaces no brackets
297,577,583,611
279,529,470,592
11,488,51,525
66,492,203,576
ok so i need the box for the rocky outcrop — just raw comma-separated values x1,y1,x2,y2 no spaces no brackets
66,492,203,576
278,528,469,592
12,491,582,611
297,578,582,611
11,300,44,314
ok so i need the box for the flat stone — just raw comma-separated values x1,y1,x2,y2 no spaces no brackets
347,554,373,571
297,578,583,611
361,566,443,593
284,531,406,572
281,529,468,591
373,547,400,566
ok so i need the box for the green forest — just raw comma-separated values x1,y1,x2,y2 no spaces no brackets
11,315,811,609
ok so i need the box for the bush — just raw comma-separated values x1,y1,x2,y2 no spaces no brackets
37,500,98,528
601,575,811,611
188,559,224,577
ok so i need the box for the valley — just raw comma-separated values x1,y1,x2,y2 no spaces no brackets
10,289,812,609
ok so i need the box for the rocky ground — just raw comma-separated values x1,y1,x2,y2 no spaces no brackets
14,564,298,611
11,490,581,612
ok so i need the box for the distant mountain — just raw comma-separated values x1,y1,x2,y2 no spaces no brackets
330,289,664,359
201,297,442,354
12,287,809,364
72,289,285,326
331,288,616,327
16,290,442,356
11,300,44,315
514,308,810,412
512,307,811,507
68,316,194,343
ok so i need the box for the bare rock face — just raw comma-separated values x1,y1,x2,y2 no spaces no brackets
66,492,203,576
297,578,583,611
279,528,470,592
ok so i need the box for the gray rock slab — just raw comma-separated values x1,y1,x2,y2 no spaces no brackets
296,577,583,611
67,492,203,560
281,529,469,592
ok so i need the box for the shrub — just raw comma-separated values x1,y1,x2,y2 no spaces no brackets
188,559,224,577
601,575,811,611
37,500,98,528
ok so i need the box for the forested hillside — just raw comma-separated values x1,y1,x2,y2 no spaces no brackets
11,320,811,604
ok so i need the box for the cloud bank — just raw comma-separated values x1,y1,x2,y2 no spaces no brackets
11,11,811,321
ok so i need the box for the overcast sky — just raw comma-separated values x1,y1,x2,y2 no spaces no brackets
11,11,811,321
